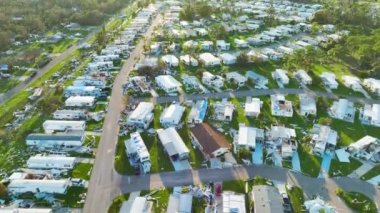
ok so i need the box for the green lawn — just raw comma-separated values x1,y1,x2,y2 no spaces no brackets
94,103,107,112
108,193,130,213
282,159,292,169
140,105,174,173
114,136,135,175
0,79,20,93
336,188,377,213
223,180,246,193
70,163,93,180
361,164,380,180
252,176,273,187
0,50,81,128
85,119,104,131
57,187,87,208
192,196,208,213
179,109,205,169
328,157,362,177
286,186,305,213
140,133,174,173
141,188,172,213
298,144,322,177
0,112,46,176
231,98,250,129
84,135,101,148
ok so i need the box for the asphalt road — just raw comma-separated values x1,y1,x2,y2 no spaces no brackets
83,15,163,213
86,163,380,213
149,88,380,104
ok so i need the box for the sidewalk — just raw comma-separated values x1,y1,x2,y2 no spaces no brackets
349,162,374,178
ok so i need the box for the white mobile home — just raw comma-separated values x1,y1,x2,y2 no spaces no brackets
87,61,113,72
202,72,224,89
320,72,338,89
226,72,247,86
26,133,84,148
245,98,262,117
199,53,221,67
348,135,380,161
219,53,237,65
216,40,230,50
213,100,235,122
180,55,198,66
363,78,380,95
43,120,86,133
246,71,269,89
93,54,119,62
294,69,312,85
272,69,289,85
234,125,264,153
27,154,77,170
73,76,106,88
234,38,249,48
120,197,152,213
343,75,362,91
311,124,338,156
251,185,284,213
268,125,296,158
223,191,246,213
125,132,151,174
127,102,154,129
329,99,355,122
157,127,190,161
53,110,86,120
64,86,102,98
8,173,70,195
65,96,96,108
200,41,213,51
161,55,179,67
155,75,182,94
299,94,316,116
160,104,185,128
270,94,293,117
360,104,380,127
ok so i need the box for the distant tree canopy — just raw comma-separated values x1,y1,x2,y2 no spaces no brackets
179,1,214,21
0,0,131,51
312,2,380,31
329,29,380,74
311,2,380,74
283,46,325,72
208,24,228,40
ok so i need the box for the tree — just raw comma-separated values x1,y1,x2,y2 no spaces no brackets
238,148,251,160
264,2,278,27
137,66,158,80
0,32,12,51
95,26,107,49
0,182,8,199
209,24,228,41
236,52,250,66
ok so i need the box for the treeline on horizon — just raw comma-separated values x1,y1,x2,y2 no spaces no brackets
0,0,130,51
